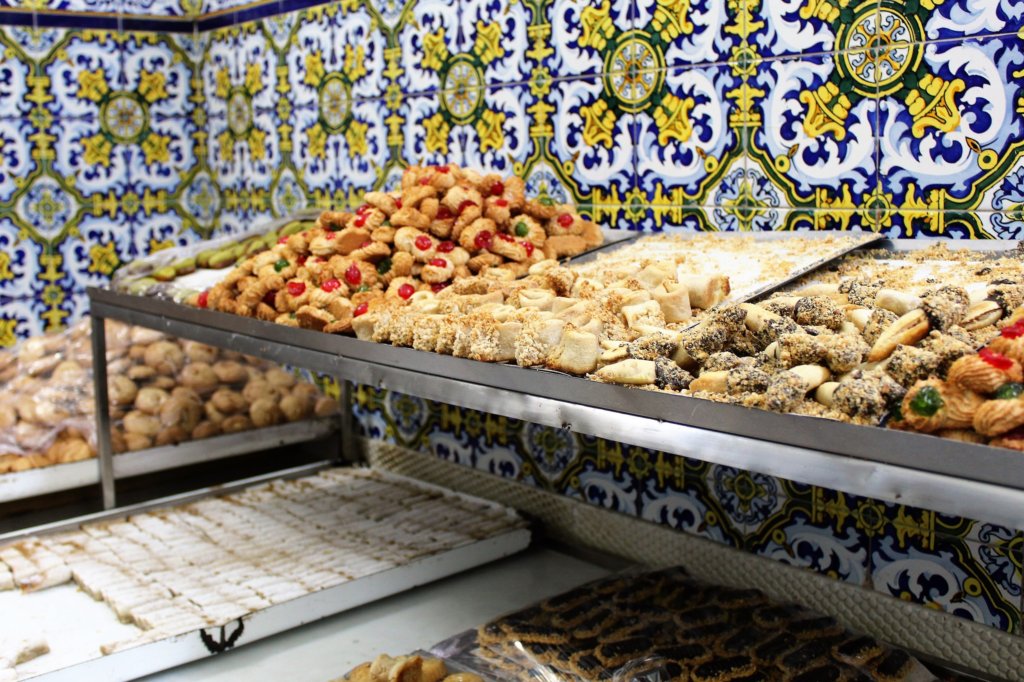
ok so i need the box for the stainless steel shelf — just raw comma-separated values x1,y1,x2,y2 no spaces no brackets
0,460,100,504
86,237,1024,527
0,420,337,506
2,466,530,681
112,417,338,479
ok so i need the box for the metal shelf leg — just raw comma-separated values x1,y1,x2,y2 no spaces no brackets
91,315,116,509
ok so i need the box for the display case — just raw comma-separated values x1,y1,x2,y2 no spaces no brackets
86,237,1024,527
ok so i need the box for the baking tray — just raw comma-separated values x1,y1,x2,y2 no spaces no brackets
86,236,1024,528
1,466,530,681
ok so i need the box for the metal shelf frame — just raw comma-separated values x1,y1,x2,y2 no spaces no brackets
87,237,1024,529
85,310,344,509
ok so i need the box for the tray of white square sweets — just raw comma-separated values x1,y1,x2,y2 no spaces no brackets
0,468,531,681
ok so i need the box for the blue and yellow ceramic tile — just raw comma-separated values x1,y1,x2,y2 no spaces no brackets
632,64,744,210
748,0,874,58
871,527,1022,632
181,168,223,234
924,0,1023,41
878,33,1024,236
544,0,634,80
0,218,42,300
394,0,460,94
545,75,635,205
745,50,878,217
746,486,873,586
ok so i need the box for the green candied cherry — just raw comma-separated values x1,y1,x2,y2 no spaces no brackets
909,386,944,417
356,284,371,293
273,258,290,273
538,196,554,206
376,258,392,275
995,383,1024,400
514,221,529,237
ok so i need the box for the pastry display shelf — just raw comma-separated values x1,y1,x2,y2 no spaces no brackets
87,237,1024,529
0,464,532,681
0,419,339,506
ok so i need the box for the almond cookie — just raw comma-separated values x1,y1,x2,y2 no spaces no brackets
947,350,1023,394
901,379,984,433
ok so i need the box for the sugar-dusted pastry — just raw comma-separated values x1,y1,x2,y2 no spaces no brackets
900,379,984,433
546,327,599,374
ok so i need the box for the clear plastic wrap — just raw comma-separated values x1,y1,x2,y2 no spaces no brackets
0,319,99,471
106,328,340,452
427,567,939,681
0,318,340,472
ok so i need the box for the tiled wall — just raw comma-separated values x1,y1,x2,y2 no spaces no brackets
353,386,1024,636
3,0,1024,344
1,0,1023,641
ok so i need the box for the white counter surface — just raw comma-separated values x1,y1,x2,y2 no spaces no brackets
138,547,611,682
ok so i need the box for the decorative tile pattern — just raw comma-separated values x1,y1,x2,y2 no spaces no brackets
353,386,1024,633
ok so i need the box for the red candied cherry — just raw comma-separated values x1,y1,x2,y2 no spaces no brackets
419,176,432,186
360,240,373,248
496,232,514,242
344,263,362,286
494,198,508,207
429,258,448,268
356,204,371,214
431,282,449,293
520,240,534,257
287,281,306,297
436,165,450,173
197,290,209,308
262,290,277,306
436,206,454,220
278,235,289,245
490,180,504,196
354,214,367,227
415,235,433,251
1002,322,1024,339
473,230,493,250
324,230,336,239
398,283,415,300
436,240,455,253
395,198,403,209
980,348,1014,370
353,302,369,317
321,278,342,292
557,213,574,228
297,254,308,265
457,200,477,214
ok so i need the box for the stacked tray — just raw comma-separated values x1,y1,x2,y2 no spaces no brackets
0,466,529,681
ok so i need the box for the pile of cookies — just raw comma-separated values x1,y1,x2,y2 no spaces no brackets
0,320,339,472
896,308,1024,448
0,319,96,472
105,324,339,452
339,655,480,682
449,568,932,681
192,164,603,333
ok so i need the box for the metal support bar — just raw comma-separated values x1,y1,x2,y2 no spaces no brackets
90,314,116,509
338,380,359,464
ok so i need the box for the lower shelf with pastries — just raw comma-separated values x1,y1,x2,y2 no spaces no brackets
0,466,530,681
339,568,966,682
